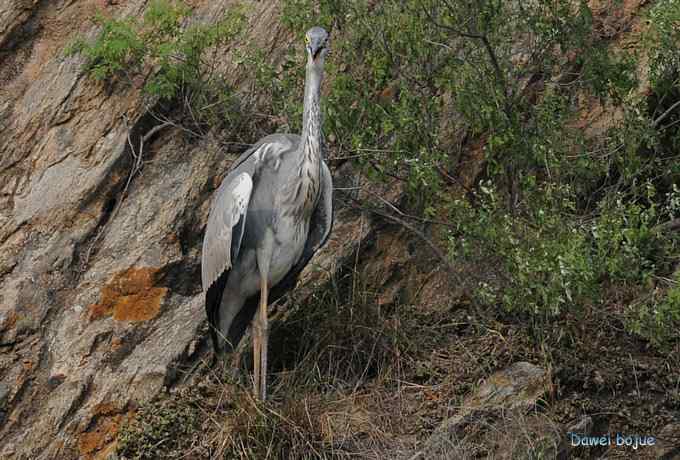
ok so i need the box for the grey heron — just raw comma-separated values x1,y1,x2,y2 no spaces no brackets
201,27,333,400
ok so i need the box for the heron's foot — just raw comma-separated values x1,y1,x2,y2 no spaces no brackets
260,322,268,400
252,320,262,398
227,350,245,384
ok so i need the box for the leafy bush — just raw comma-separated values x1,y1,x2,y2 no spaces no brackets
447,181,594,317
66,0,245,128
628,269,680,348
66,14,145,81
647,0,680,90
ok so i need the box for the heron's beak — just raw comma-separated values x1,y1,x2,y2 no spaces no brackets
309,44,325,62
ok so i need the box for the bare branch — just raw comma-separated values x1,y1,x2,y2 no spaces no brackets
80,118,172,271
422,1,508,103
343,195,461,280
142,121,172,144
653,99,680,128
655,218,680,233
420,3,484,39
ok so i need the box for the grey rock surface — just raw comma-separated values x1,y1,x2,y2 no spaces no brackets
413,362,558,460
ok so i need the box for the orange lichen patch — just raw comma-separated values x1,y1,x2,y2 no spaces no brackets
78,413,125,460
111,287,167,322
88,267,167,322
88,303,113,322
93,402,119,416
78,402,136,460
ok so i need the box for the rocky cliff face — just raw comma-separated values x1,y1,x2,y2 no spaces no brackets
0,2,380,458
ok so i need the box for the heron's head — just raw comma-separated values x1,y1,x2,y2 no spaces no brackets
305,27,330,67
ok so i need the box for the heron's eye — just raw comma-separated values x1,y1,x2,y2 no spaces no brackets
305,36,310,44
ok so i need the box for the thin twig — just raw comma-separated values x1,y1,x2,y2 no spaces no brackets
344,195,461,280
141,122,172,145
148,110,204,138
420,3,483,39
367,158,409,182
658,115,680,133
629,353,640,397
80,118,172,270
654,218,680,233
362,187,459,228
653,99,680,128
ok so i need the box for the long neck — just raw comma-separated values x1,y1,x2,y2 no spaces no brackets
300,62,323,165
282,61,323,223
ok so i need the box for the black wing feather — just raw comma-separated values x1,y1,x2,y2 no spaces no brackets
205,206,247,352
206,269,229,351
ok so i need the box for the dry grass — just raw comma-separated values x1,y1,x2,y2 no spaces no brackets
208,272,417,459
118,268,422,459
117,262,550,459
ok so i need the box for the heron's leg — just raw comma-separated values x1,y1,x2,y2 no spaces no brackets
259,273,269,400
255,230,274,400
253,311,261,397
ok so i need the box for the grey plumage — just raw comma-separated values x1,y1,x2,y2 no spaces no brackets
201,27,333,400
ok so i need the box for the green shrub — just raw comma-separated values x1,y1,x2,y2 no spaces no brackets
66,0,245,128
592,191,664,284
117,390,202,459
66,14,145,81
647,0,680,91
628,270,680,348
448,181,598,317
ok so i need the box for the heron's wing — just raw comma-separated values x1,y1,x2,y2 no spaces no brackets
202,134,298,289
268,160,334,303
225,160,332,353
201,172,253,291
202,135,299,351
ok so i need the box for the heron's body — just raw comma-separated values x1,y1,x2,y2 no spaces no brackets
201,27,333,400
210,133,330,342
